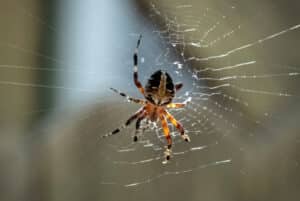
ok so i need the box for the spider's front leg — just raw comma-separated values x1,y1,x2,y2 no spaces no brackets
159,114,172,161
133,35,145,95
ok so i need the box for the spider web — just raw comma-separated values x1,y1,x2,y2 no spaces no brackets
97,0,300,189
1,0,300,200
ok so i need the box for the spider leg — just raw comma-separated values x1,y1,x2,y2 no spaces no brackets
175,82,183,92
133,115,146,142
110,87,145,104
166,97,192,108
159,114,172,160
162,109,191,142
102,107,145,138
166,103,186,109
133,35,145,95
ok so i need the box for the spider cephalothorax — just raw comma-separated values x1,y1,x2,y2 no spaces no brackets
102,35,191,162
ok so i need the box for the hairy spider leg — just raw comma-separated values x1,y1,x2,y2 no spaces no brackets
166,96,192,108
102,107,145,138
166,103,186,109
163,109,191,142
134,114,146,142
110,87,145,104
175,82,183,92
133,35,145,95
159,113,172,160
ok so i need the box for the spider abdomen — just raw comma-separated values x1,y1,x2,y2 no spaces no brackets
145,70,175,105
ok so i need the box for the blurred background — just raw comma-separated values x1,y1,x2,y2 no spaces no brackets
0,0,300,201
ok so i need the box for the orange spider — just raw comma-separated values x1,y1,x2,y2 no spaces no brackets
102,35,191,161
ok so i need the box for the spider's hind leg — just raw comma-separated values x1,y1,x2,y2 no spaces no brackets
175,82,183,92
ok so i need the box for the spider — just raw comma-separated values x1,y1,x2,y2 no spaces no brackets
102,35,191,161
